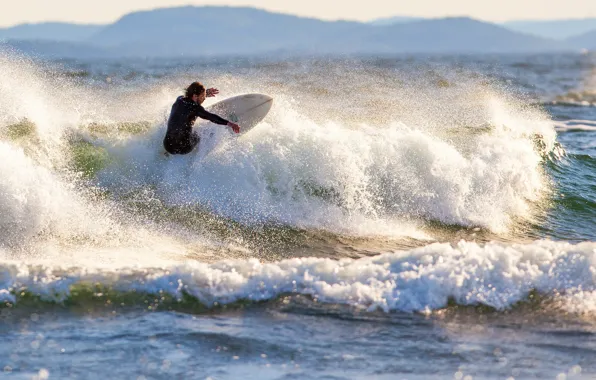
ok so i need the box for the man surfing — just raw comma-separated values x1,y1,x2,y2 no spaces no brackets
163,82,241,155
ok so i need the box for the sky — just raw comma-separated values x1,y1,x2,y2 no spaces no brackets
2,0,596,27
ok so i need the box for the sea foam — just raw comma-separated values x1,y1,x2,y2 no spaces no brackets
2,240,595,314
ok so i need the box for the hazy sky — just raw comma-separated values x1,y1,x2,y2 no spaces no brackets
2,0,596,27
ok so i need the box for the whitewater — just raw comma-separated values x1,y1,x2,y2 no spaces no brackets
1,50,596,379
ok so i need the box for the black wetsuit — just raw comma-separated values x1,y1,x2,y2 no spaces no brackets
163,96,229,155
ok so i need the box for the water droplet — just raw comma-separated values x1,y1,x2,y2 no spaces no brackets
569,365,582,375
38,368,49,379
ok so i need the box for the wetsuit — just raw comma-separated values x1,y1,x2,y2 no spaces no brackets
163,96,229,155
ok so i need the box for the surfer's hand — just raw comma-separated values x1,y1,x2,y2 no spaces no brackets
206,88,219,97
228,122,240,134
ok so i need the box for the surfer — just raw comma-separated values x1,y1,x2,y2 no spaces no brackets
163,82,241,155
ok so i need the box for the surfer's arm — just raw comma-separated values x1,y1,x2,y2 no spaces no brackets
195,107,229,125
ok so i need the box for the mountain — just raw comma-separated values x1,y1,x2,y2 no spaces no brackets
87,7,571,56
369,16,423,26
88,6,369,56
2,7,576,58
0,22,105,42
503,19,596,40
363,17,569,53
566,30,596,50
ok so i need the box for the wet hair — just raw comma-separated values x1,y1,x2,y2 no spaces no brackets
185,82,206,98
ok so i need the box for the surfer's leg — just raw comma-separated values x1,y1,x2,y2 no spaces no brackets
163,133,200,155
190,131,200,147
186,131,200,154
175,132,200,154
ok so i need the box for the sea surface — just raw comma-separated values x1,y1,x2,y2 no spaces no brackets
1,49,596,379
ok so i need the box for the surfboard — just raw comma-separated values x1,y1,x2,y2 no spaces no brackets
204,93,273,135
193,93,273,160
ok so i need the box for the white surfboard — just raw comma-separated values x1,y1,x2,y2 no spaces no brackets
194,93,273,159
205,93,273,135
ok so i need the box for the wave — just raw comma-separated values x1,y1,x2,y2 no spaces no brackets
0,49,563,260
2,240,595,315
550,93,596,107
549,66,596,107
554,119,596,132
91,94,557,235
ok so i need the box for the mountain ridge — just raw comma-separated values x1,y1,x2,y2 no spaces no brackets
0,22,105,42
503,18,596,40
1,7,581,58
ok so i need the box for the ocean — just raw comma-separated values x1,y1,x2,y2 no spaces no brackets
1,50,596,379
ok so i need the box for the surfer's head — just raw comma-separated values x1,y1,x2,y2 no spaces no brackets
185,82,206,104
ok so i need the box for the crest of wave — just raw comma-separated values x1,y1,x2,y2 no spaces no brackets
2,240,596,315
95,86,557,235
0,48,178,166
0,140,107,250
0,50,239,262
0,139,212,266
